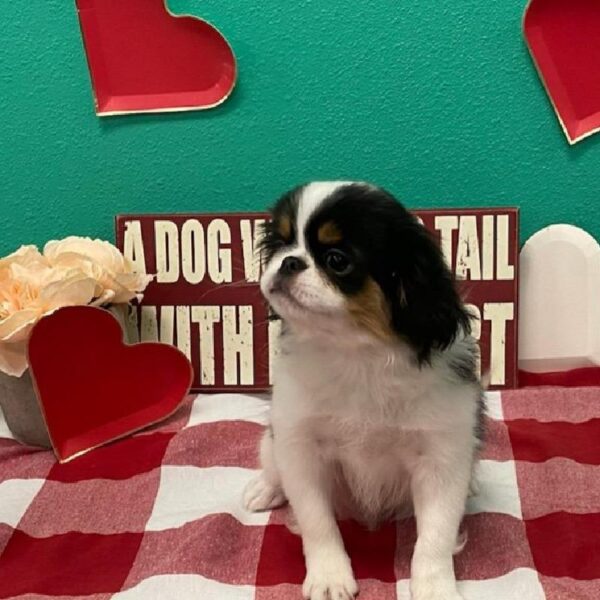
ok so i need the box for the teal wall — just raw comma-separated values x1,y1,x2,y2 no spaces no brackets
2,0,598,256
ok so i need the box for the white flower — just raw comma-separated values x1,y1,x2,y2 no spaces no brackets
0,246,97,376
0,238,153,377
44,236,153,304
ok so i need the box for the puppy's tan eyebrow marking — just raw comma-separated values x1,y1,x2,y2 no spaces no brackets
277,216,292,241
317,221,343,244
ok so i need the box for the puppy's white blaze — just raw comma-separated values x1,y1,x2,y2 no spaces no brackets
295,181,354,243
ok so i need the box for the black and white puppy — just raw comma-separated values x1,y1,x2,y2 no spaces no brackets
244,182,483,600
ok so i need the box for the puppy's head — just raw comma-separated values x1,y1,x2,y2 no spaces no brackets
260,182,470,360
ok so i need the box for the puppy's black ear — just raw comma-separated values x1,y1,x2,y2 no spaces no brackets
388,218,471,362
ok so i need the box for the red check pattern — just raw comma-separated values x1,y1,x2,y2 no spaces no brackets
0,388,599,599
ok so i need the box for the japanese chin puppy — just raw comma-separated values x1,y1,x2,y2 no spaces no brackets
244,182,483,600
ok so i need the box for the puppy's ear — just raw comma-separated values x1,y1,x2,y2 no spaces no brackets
388,218,471,362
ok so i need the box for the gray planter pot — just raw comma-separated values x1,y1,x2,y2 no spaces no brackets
0,370,51,448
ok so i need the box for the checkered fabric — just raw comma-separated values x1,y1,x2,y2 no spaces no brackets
0,388,599,599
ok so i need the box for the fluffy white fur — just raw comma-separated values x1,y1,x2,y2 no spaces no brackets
244,183,480,600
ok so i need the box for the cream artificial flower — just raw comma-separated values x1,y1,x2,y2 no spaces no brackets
0,246,97,377
0,245,48,273
44,236,153,304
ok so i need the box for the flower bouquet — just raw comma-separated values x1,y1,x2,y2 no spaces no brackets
0,237,152,446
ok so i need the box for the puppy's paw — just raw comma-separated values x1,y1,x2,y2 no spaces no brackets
303,554,358,600
410,578,464,600
243,474,286,512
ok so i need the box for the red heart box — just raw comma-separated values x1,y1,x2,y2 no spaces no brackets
28,306,193,462
76,0,237,115
524,0,600,144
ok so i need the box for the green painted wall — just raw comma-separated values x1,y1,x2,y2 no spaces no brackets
1,0,598,256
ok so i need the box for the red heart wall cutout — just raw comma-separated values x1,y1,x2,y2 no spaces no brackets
28,306,193,462
76,0,237,116
524,0,600,144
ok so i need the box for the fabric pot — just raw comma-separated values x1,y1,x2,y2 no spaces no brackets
0,370,51,448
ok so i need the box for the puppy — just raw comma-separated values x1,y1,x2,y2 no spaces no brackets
244,182,483,600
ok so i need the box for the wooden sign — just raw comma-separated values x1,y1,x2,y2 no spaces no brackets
115,208,519,391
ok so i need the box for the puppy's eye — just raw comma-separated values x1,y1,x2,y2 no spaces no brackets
324,249,353,276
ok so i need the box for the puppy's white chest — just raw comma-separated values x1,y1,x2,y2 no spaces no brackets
280,341,419,407
310,416,422,466
306,416,419,521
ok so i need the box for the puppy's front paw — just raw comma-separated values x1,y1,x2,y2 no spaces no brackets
410,578,464,600
243,474,286,512
303,553,358,600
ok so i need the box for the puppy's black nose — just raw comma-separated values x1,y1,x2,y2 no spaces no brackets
279,256,308,276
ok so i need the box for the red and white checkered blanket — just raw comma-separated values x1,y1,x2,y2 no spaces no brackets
0,388,599,599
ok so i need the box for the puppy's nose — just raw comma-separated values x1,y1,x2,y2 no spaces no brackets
279,256,308,276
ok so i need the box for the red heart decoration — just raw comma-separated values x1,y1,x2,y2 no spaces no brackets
28,306,193,462
524,0,600,144
76,0,237,116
